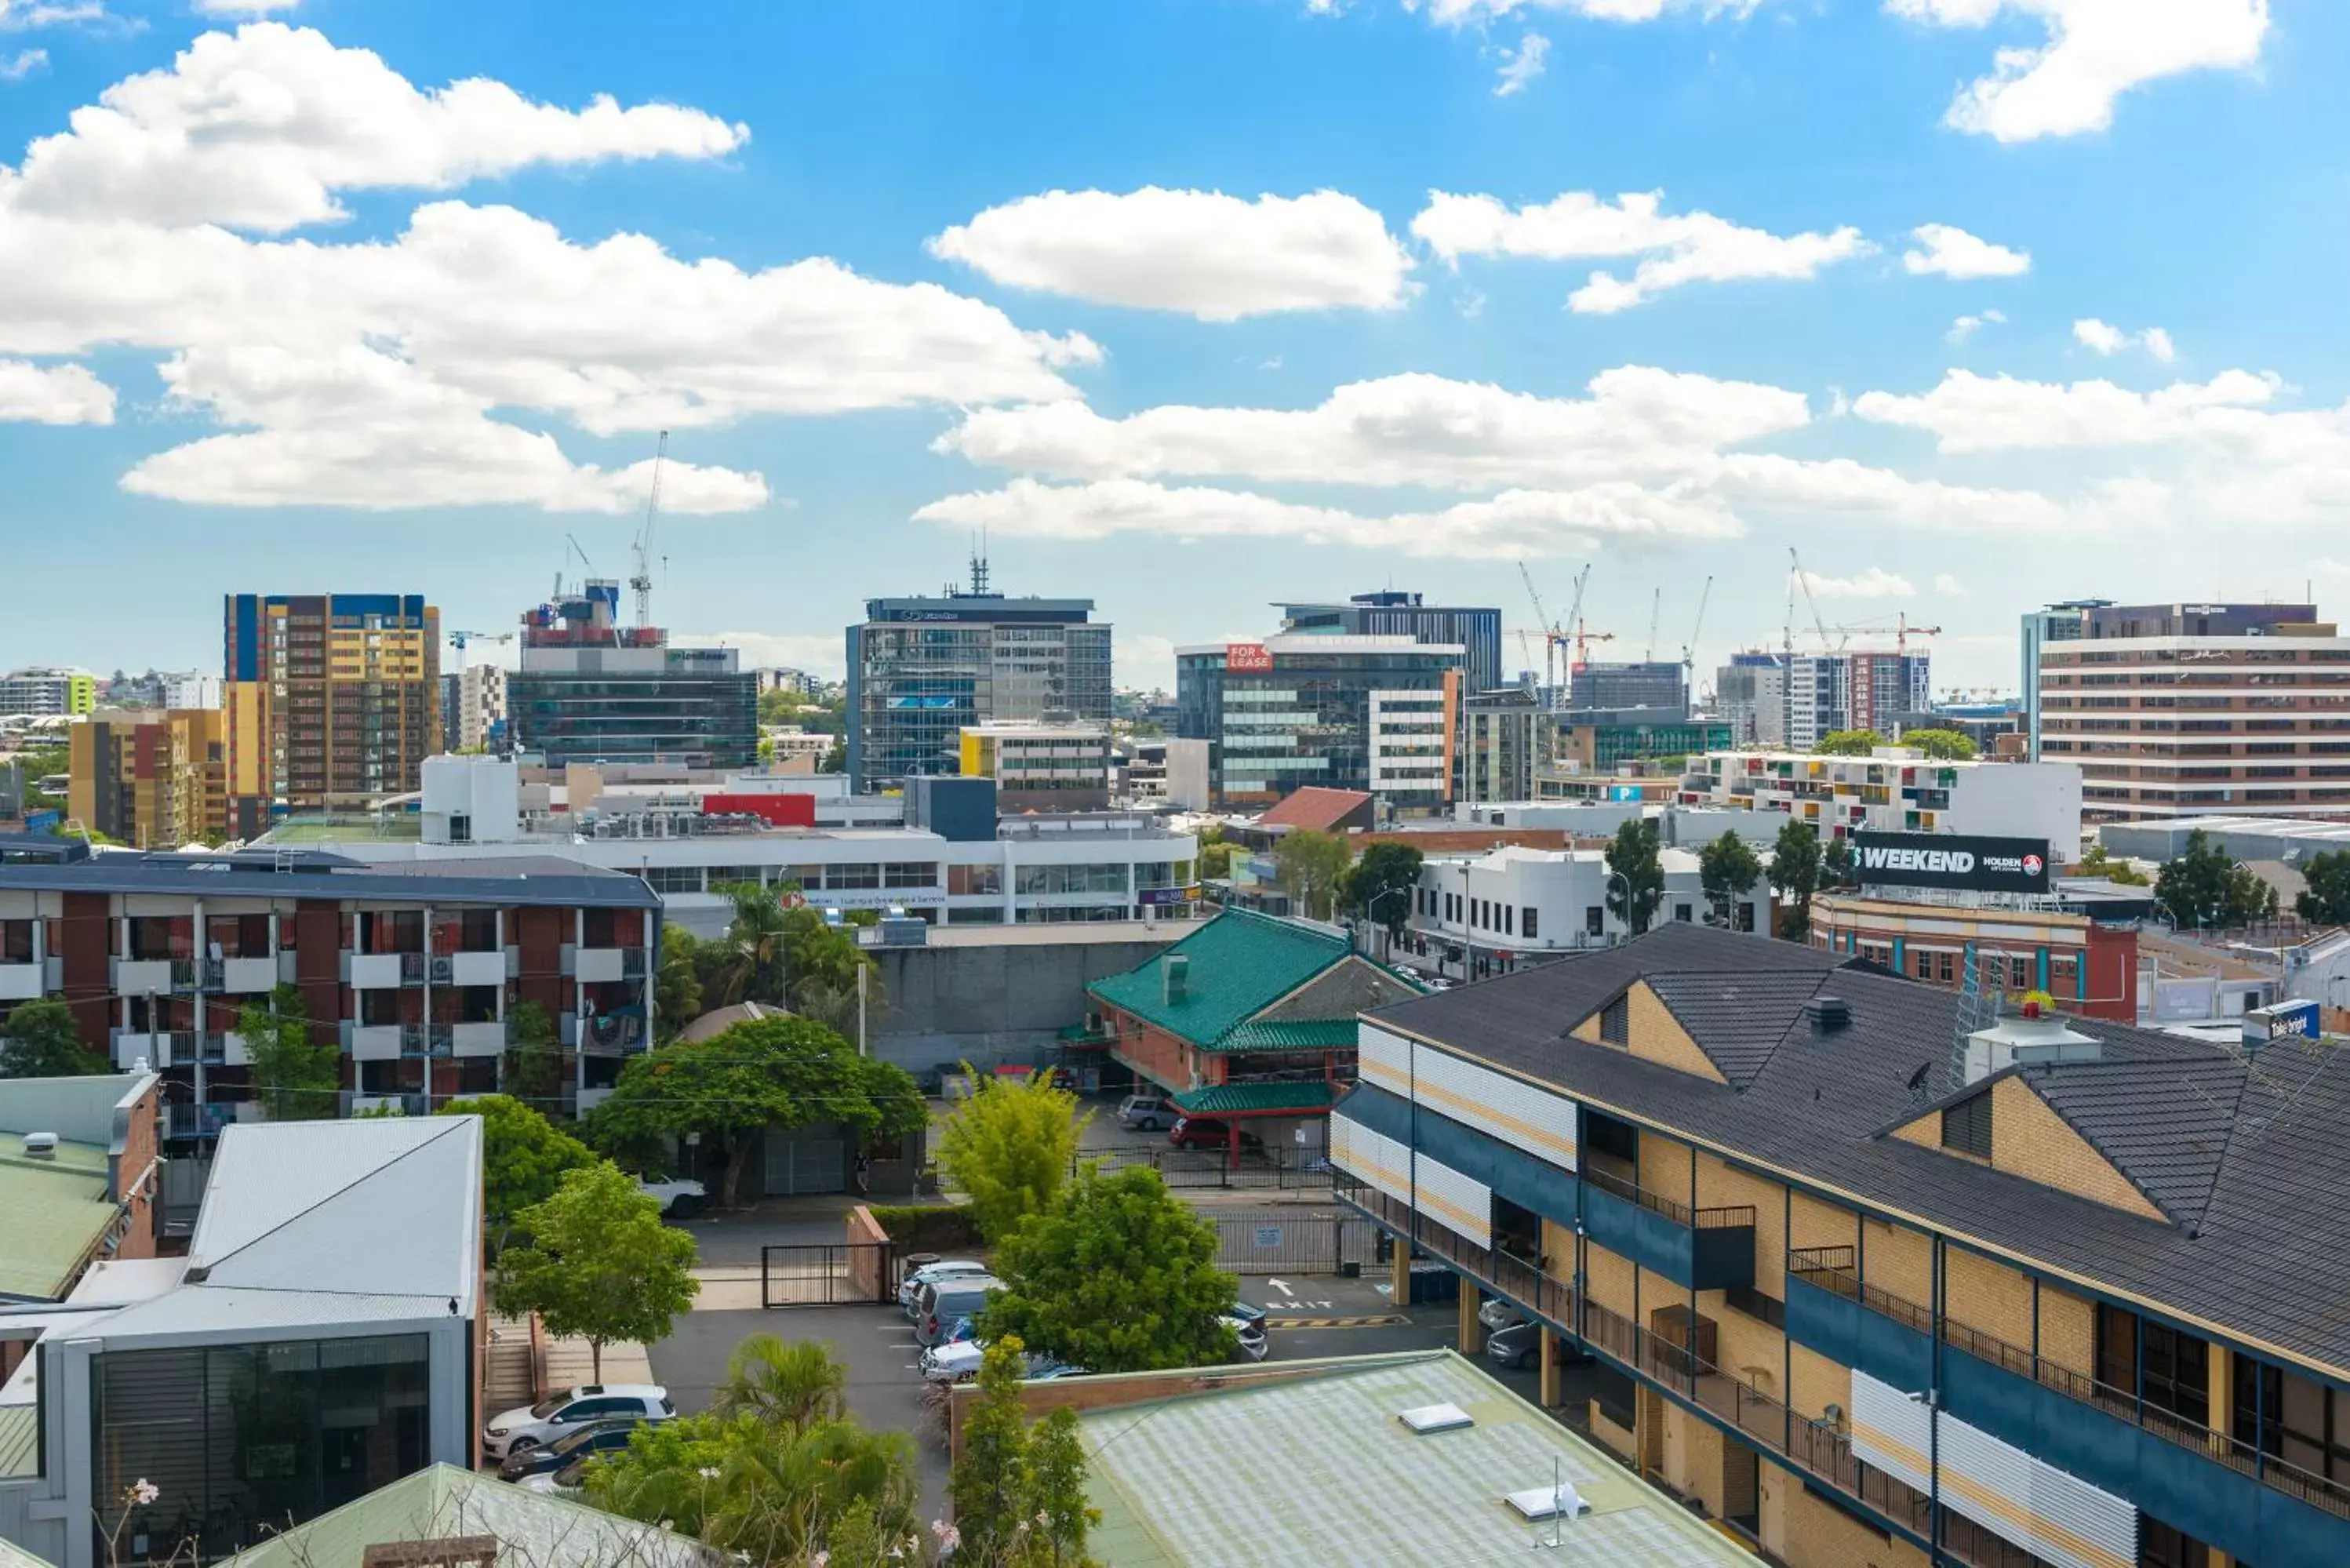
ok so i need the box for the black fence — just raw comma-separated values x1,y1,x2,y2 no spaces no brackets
1076,1144,1340,1191
760,1242,902,1308
1204,1210,1377,1275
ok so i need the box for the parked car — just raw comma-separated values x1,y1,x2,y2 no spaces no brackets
515,1457,592,1497
1116,1093,1169,1131
499,1416,661,1482
1167,1116,1264,1152
898,1258,989,1314
1486,1319,1591,1371
1479,1297,1528,1333
1224,1301,1266,1330
635,1175,705,1217
482,1384,673,1461
915,1277,1004,1346
921,1339,1088,1384
1222,1314,1268,1362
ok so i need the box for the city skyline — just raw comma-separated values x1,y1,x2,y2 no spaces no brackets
2,2,2343,693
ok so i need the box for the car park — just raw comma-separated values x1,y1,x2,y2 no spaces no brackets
1166,1115,1264,1152
499,1416,660,1482
1116,1093,1169,1130
920,1339,1088,1384
1222,1314,1268,1362
915,1276,1004,1346
1479,1297,1527,1333
482,1384,673,1461
898,1258,989,1314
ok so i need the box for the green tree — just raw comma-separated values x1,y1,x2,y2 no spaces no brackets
2298,849,2350,926
1341,841,1424,939
714,882,793,1006
1821,834,1857,890
496,1162,699,1380
0,998,104,1079
1901,727,1977,760
589,1408,919,1560
2074,843,2149,887
1697,831,1763,929
587,1013,924,1207
497,999,562,1109
436,1093,595,1258
652,930,706,1042
712,1333,848,1429
1024,1405,1100,1566
937,1068,1092,1242
1767,820,1823,940
950,1337,1103,1568
980,1164,1238,1373
1273,828,1352,921
1816,729,1883,756
239,984,340,1121
2155,829,2278,930
1198,828,1235,881
1603,817,1666,935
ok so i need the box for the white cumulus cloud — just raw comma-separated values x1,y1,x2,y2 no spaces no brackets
1947,308,2006,342
2073,318,2179,360
0,47,43,78
1903,223,2029,278
1853,368,2277,451
1420,0,1766,20
1493,31,1549,95
1412,188,1868,313
937,366,1813,490
929,187,1414,321
1932,573,1967,594
1886,0,2269,143
0,356,111,422
1795,566,1916,598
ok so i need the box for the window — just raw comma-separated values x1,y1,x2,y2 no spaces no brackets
1522,907,1538,940
827,864,882,890
948,864,1001,897
2140,1519,2210,1568
1674,903,1693,924
1502,904,1514,937
1599,995,1629,1046
1585,905,1604,937
1941,1093,1992,1159
884,862,939,889
2098,1304,2210,1427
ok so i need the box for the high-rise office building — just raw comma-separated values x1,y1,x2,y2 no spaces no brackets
2038,601,2350,821
1565,659,1688,716
224,593,439,838
1176,634,1462,810
846,561,1112,791
1279,591,1504,695
2020,600,2110,760
505,581,755,770
68,708,226,848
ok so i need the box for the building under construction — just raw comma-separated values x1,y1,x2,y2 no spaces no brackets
505,580,756,769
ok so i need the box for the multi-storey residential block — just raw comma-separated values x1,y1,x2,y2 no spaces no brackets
1457,688,1545,805
1715,651,1788,746
67,708,226,848
959,720,1111,811
506,581,755,769
0,668,96,719
1176,634,1461,810
2035,602,2350,822
0,842,660,1143
1679,748,2083,848
1279,589,1504,695
1334,922,2350,1568
442,663,507,753
224,594,440,837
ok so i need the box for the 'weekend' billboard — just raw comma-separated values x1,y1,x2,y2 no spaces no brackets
1852,831,2051,895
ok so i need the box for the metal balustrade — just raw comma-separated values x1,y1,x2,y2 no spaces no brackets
1584,1163,1756,1231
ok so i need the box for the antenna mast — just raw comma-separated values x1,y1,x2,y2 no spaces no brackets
630,430,668,629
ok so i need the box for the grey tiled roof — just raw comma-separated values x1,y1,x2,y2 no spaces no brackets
1367,922,2350,1376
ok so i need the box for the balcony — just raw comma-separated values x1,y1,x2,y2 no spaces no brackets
1790,1248,2350,1563
344,1022,413,1060
0,960,42,1002
444,949,505,988
1582,1164,1757,1291
110,1030,183,1068
573,946,645,984
218,955,278,994
447,1020,507,1058
348,951,424,988
1342,1182,1932,1544
115,957,181,994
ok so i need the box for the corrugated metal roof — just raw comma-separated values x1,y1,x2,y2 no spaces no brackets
83,1286,460,1337
0,1137,115,1298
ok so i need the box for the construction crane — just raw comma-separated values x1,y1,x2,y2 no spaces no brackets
445,630,513,676
628,430,669,629
1643,588,1662,662
1813,613,1943,655
1788,548,1839,653
1890,611,1941,656
1516,562,1559,698
1680,575,1713,687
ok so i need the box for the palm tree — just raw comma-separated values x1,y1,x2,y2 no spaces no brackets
715,882,791,1006
712,1333,847,1430
705,1417,920,1562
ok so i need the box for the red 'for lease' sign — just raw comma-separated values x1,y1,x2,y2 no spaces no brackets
1226,642,1274,672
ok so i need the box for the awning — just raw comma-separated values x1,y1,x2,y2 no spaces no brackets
1169,1081,1338,1117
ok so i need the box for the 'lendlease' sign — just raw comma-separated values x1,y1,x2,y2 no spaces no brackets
1852,831,2051,894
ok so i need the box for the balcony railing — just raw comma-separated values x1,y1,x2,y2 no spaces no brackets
1338,1181,1930,1540
1584,1163,1756,1231
1790,1248,2350,1524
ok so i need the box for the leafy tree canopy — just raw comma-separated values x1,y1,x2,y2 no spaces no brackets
1816,729,1883,757
1272,828,1352,922
239,984,340,1121
0,998,105,1079
936,1067,1092,1242
2154,829,2278,930
496,1162,698,1380
2074,842,2149,888
497,999,562,1111
1341,841,1424,938
1697,831,1763,926
2298,849,2350,927
979,1164,1238,1374
587,1014,924,1206
436,1093,595,1257
951,1336,1103,1567
1767,819,1822,940
1901,727,1977,760
1603,817,1666,935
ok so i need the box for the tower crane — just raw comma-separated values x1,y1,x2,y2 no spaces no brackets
629,430,669,629
1788,548,1839,653
1516,562,1559,699
1680,574,1713,687
444,630,514,676
1562,563,1613,685
1644,588,1662,662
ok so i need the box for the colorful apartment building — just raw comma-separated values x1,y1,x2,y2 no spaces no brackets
1681,748,2083,849
0,846,659,1148
67,708,226,848
224,593,440,838
0,668,96,719
1334,922,2350,1567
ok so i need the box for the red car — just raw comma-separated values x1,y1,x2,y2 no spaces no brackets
1167,1115,1264,1152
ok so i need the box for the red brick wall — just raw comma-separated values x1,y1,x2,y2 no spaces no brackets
513,907,567,1015
60,892,113,1046
2083,925,2138,1023
115,1079,162,1260
1106,1008,1195,1093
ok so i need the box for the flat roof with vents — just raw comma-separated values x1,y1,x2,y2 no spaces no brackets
1071,1351,1752,1568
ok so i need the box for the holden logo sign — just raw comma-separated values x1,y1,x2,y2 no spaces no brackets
2021,853,2045,878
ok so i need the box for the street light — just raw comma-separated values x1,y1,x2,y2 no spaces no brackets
1363,885,1413,959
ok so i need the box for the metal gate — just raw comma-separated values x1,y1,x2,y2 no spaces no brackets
763,1134,846,1195
760,1242,901,1308
1206,1210,1375,1275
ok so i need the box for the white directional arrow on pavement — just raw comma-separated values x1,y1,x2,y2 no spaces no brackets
1266,1279,1292,1298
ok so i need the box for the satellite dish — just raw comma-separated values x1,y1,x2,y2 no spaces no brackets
1904,1060,1933,1093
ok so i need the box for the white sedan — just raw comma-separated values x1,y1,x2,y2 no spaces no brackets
635,1176,705,1216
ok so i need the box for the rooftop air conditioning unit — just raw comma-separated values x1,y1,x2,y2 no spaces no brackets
21,1132,57,1159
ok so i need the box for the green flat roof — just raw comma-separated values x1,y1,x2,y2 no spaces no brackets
1087,909,1351,1049
1170,1082,1337,1115
0,1139,115,1299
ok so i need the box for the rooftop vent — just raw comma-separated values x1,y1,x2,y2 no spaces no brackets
1963,1002,2101,1085
1163,952,1189,1006
1804,995,1850,1033
1395,1402,1474,1435
1504,1480,1586,1522
20,1132,57,1159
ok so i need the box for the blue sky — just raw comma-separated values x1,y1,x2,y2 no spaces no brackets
0,0,2336,693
